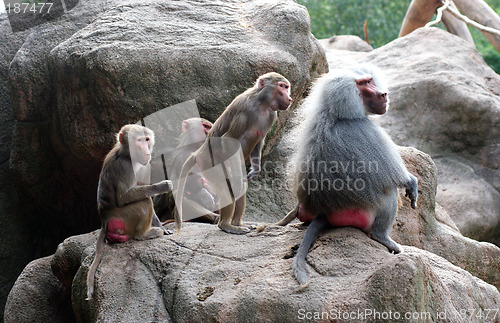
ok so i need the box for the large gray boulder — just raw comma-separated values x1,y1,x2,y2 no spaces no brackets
4,256,74,323
0,13,29,164
0,21,33,316
394,147,500,288
44,0,327,164
12,222,498,322
323,28,500,246
0,163,35,323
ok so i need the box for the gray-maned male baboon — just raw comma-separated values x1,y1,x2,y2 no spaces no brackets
278,64,418,288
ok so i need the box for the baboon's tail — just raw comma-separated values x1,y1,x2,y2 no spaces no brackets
256,204,300,232
175,152,198,233
292,214,327,290
86,227,106,300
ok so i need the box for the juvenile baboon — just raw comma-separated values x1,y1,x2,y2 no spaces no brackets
286,64,418,288
86,124,173,300
155,117,219,224
176,72,293,234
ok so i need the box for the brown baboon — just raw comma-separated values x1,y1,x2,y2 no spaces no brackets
176,72,293,234
86,124,173,300
155,117,219,224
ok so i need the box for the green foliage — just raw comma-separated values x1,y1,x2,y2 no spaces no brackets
298,0,500,74
296,0,408,48
470,0,500,73
471,28,500,73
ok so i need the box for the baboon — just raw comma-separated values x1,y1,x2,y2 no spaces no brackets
86,124,173,300
176,72,293,234
286,64,418,288
155,117,219,224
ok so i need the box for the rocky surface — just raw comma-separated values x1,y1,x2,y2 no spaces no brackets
0,14,29,164
318,34,373,52
322,28,500,246
394,147,500,289
4,256,74,323
0,20,33,311
6,146,500,322
7,223,499,322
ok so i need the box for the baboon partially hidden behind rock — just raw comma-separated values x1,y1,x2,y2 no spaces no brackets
155,117,219,224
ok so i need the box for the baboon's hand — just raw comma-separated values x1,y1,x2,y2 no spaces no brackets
405,175,418,209
158,180,173,192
